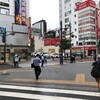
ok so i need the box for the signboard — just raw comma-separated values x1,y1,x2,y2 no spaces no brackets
21,0,26,25
15,0,20,24
76,0,96,11
0,27,6,36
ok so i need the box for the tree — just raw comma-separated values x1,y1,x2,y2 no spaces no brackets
60,38,71,54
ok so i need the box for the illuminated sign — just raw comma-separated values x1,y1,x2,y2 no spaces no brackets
0,2,9,7
0,27,6,36
15,0,20,24
21,0,26,25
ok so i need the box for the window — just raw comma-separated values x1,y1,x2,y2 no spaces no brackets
0,8,9,14
65,18,69,23
1,0,9,2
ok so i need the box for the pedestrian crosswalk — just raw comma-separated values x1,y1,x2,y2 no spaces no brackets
0,84,99,100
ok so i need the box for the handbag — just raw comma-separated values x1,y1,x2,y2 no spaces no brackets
31,63,35,68
91,66,99,78
91,61,100,78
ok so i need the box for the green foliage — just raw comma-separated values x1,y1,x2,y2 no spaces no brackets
60,38,71,50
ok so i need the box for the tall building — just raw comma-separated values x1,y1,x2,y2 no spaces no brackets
76,0,97,55
0,0,30,62
59,0,97,56
59,0,82,46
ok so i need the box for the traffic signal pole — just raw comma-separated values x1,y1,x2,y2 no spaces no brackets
60,21,63,56
4,35,6,63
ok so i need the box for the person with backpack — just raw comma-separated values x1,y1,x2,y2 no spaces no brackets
91,55,100,90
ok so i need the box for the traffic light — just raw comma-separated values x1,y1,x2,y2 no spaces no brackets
2,35,5,43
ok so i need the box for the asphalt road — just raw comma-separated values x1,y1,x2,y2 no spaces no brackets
0,60,100,99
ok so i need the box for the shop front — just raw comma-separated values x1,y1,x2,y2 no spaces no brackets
72,46,96,56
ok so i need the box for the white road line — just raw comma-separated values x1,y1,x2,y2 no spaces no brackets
0,84,99,97
0,91,87,100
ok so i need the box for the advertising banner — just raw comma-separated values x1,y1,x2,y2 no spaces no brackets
15,0,20,24
21,0,26,25
28,17,31,46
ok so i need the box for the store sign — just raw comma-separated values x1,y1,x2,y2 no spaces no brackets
28,17,31,46
44,38,60,46
15,0,20,24
76,0,96,11
21,0,26,25
0,27,6,36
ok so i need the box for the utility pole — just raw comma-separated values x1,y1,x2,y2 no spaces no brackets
69,23,72,63
60,21,63,56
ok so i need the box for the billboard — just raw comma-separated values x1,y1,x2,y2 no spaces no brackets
21,0,26,25
28,17,31,46
15,0,20,24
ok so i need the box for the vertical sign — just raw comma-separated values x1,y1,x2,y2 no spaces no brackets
15,0,20,24
28,17,31,46
95,8,99,40
21,0,26,25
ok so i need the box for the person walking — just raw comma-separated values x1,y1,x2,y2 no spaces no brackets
41,55,44,67
14,54,19,67
59,55,63,65
33,54,41,80
92,55,100,90
80,53,83,62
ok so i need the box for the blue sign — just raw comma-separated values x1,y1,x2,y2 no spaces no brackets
0,27,6,36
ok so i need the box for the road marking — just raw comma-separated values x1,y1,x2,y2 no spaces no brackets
12,73,97,86
75,74,85,84
0,91,87,100
0,84,99,98
0,69,32,73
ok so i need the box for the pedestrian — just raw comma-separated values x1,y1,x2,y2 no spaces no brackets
14,54,19,67
33,54,41,80
91,55,100,90
80,53,83,62
59,55,63,65
44,55,47,64
41,54,44,67
93,52,96,61
13,55,16,66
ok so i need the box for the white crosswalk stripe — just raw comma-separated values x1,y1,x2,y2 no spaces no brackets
0,84,99,100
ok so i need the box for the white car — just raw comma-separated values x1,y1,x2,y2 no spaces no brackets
51,53,59,58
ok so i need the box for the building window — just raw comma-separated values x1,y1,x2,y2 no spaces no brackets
65,18,69,23
0,8,9,14
74,14,76,17
75,28,77,31
1,0,9,2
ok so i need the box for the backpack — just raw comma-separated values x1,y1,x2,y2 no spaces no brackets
91,61,100,78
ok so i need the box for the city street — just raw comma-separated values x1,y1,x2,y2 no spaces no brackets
0,59,100,99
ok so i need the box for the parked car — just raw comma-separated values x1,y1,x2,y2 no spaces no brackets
43,53,50,59
51,53,59,58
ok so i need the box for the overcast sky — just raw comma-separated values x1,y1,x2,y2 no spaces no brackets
30,0,99,30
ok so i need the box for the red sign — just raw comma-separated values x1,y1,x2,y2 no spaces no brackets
72,46,96,50
76,0,96,11
44,38,60,46
95,8,99,40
